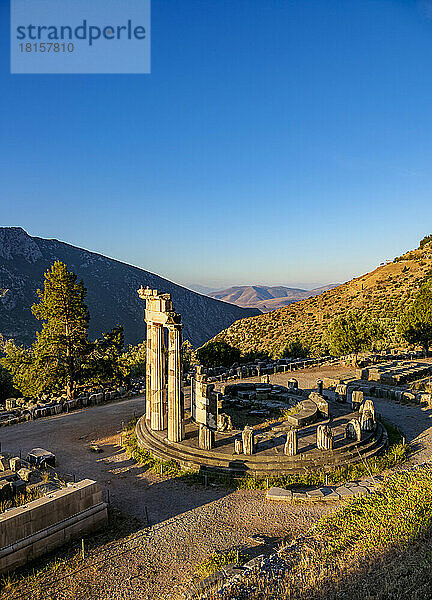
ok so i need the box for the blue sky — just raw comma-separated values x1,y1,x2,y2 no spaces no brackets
2,0,432,289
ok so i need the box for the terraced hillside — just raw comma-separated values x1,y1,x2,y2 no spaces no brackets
211,239,432,357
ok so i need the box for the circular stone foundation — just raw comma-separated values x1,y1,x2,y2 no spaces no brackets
136,388,388,476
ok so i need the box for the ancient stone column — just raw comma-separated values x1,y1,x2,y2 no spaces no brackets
199,424,214,450
284,430,298,456
146,322,152,421
351,390,364,411
234,438,243,454
317,424,333,450
360,410,375,432
288,378,298,390
346,418,362,441
167,324,184,442
359,399,375,422
190,376,196,420
242,426,255,455
150,323,166,431
335,383,348,403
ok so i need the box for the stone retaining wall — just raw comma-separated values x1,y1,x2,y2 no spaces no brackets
0,479,107,574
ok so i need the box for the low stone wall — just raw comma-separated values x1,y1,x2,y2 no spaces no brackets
0,479,107,574
0,386,130,428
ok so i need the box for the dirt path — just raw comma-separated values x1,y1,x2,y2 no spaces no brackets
0,396,331,599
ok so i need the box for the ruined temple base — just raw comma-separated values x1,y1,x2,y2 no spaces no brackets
135,414,388,476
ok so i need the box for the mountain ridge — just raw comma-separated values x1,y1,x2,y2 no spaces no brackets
0,227,259,347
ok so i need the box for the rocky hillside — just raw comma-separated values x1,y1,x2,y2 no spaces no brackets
209,284,337,312
0,228,259,347
211,239,432,356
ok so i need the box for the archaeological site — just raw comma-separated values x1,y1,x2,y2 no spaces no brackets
3,3,432,598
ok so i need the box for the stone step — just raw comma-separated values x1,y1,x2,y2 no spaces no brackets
136,418,388,475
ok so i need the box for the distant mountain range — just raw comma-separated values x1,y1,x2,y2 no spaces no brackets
0,227,259,348
208,284,338,312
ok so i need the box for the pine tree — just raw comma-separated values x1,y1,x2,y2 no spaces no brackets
0,337,41,397
84,325,127,386
399,281,432,353
31,261,90,399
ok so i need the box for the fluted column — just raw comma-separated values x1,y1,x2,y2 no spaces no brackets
146,322,152,421
151,323,165,431
167,324,184,442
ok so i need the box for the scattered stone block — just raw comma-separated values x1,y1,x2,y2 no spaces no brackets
17,467,41,483
0,456,10,471
306,488,325,499
0,480,13,501
234,439,243,454
346,418,362,441
9,457,21,471
242,426,255,455
309,392,329,418
319,487,341,500
348,485,369,497
351,390,364,411
266,487,292,501
12,479,26,495
5,398,16,410
360,409,375,432
335,486,354,498
217,413,233,432
284,430,298,456
317,424,333,450
292,491,307,501
335,384,348,402
199,424,214,450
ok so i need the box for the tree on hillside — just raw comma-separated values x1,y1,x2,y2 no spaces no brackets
122,340,147,378
195,340,241,368
181,340,194,373
399,281,432,353
31,261,90,399
1,262,91,399
84,325,127,386
0,338,42,397
0,362,16,401
326,312,383,365
281,338,310,360
241,350,270,362
419,234,432,249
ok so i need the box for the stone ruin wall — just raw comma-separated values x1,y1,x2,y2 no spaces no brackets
0,479,107,574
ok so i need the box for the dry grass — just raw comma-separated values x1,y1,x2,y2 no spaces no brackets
214,465,432,600
0,487,43,514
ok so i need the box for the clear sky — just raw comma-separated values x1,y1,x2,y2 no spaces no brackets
2,1,432,289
